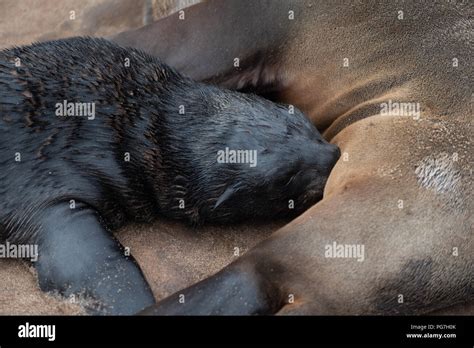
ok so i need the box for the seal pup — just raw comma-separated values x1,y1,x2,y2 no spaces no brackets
0,37,340,314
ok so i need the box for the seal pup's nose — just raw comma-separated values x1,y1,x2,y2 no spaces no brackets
316,143,341,175
330,144,341,162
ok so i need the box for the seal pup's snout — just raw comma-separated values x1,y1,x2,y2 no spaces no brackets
309,142,341,175
325,144,341,174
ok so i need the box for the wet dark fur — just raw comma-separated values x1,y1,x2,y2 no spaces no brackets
0,38,339,314
0,37,339,241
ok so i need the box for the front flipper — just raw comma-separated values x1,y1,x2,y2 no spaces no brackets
140,261,284,315
34,202,155,315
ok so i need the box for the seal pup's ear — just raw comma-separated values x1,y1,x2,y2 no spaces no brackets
213,183,242,210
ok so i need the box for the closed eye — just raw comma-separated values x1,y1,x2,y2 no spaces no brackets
285,169,302,187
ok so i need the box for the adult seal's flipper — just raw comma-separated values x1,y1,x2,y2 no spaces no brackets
111,0,288,96
140,261,284,315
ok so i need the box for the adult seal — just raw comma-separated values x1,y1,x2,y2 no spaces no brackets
114,0,473,315
0,37,340,314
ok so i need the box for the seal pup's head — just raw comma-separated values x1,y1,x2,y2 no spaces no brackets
155,82,340,224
